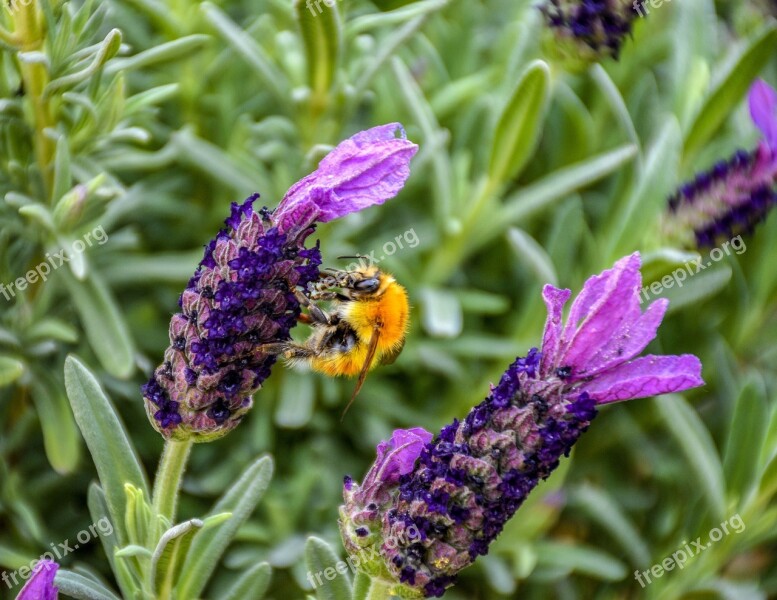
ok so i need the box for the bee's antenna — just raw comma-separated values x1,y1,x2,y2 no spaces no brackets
336,254,369,261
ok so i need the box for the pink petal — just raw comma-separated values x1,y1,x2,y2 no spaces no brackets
583,354,704,404
273,123,418,232
577,298,668,378
539,285,571,377
559,253,642,372
749,79,777,152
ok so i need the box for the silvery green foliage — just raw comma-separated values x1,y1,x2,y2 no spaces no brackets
1,1,777,599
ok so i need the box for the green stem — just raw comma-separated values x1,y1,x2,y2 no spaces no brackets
152,439,193,522
365,578,395,600
13,0,56,196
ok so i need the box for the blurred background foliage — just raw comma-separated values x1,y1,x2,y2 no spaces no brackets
0,0,776,598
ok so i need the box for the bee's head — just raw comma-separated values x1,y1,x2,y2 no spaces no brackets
322,259,391,299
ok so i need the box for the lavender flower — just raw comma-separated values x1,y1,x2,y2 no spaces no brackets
340,253,704,597
143,124,417,442
539,0,640,61
15,560,58,600
665,80,777,247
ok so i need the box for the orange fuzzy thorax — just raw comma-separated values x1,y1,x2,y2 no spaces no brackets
311,275,409,377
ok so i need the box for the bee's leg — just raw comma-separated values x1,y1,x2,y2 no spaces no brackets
255,341,319,360
294,289,334,325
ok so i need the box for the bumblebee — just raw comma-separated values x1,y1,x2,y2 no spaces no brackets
262,262,409,417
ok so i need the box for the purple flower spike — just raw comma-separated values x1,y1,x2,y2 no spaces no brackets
539,0,640,61
666,80,777,247
273,123,418,232
16,560,58,600
142,124,417,442
340,254,703,597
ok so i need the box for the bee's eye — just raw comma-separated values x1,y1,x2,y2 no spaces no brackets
355,278,379,292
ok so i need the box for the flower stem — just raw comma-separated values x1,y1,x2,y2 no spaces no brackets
152,439,193,522
365,578,395,600
12,0,56,196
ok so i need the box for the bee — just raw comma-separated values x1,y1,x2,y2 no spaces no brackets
262,260,409,418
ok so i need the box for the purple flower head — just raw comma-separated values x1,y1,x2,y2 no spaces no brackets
666,80,777,247
143,125,417,442
539,0,640,62
16,560,58,600
341,254,703,597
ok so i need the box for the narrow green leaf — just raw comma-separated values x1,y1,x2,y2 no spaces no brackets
62,270,135,379
507,228,558,286
500,144,637,224
294,0,341,102
607,118,681,259
201,2,287,103
87,484,136,599
222,562,272,600
684,24,777,158
534,541,627,581
569,484,651,567
152,519,204,597
176,456,274,599
46,29,123,95
64,355,149,546
655,395,726,521
723,382,768,501
30,370,81,474
488,60,550,186
274,375,315,429
106,35,211,73
304,536,352,600
54,569,121,600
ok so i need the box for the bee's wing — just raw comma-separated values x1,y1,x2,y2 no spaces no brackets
379,337,405,366
340,329,380,420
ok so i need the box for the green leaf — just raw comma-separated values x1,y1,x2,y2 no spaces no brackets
607,118,681,259
152,519,204,597
683,24,777,159
488,60,550,186
294,0,341,102
62,270,135,379
0,355,24,386
201,2,287,104
655,395,726,522
723,381,768,501
534,541,627,581
507,227,558,286
569,484,651,567
106,35,211,73
176,456,274,599
54,569,121,600
30,369,81,474
500,144,638,225
304,536,352,600
222,562,273,600
64,355,149,546
87,484,136,599
274,375,315,429
46,28,123,95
